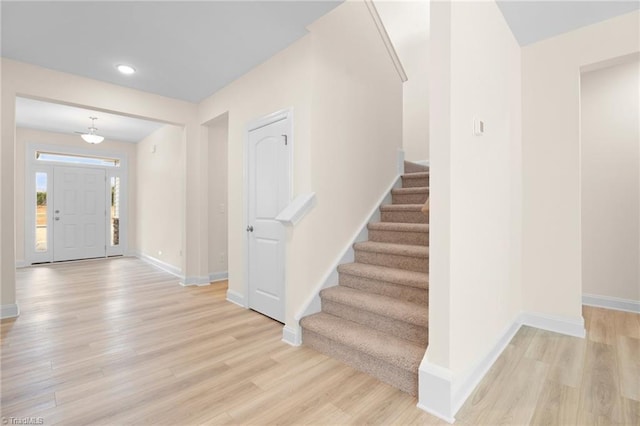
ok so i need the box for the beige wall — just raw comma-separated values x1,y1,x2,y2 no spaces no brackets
136,125,185,271
1,58,199,310
581,58,640,302
426,0,522,373
375,0,430,162
14,128,138,264
198,1,403,326
521,11,640,318
207,114,229,276
198,34,314,304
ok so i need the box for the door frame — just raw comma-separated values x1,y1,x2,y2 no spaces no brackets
243,108,294,311
25,143,129,264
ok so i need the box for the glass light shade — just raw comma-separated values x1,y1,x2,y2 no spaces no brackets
81,133,105,144
117,64,136,75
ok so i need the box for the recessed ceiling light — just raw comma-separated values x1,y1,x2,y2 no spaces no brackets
117,64,136,75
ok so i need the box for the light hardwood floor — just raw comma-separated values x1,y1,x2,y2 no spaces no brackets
1,257,638,425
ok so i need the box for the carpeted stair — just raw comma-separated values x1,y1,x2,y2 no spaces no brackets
300,161,429,396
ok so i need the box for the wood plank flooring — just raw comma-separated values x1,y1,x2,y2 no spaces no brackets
1,257,638,425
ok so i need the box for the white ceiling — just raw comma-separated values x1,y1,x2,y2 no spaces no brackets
16,97,165,143
1,1,342,103
10,1,635,147
496,1,640,46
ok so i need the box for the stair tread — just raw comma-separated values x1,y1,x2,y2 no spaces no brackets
300,313,425,371
391,187,429,194
321,286,428,326
402,172,429,179
338,262,428,289
368,222,429,233
380,204,424,212
354,241,429,258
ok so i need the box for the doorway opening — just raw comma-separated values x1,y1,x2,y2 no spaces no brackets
580,54,640,307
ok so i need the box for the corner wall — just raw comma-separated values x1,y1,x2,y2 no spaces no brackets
521,11,640,318
207,114,229,279
136,125,185,272
420,0,522,419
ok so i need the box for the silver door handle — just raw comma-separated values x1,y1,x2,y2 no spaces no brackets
246,225,254,232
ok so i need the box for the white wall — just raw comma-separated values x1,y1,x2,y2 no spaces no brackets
521,11,640,319
198,1,403,327
429,2,521,371
581,58,640,302
198,34,314,304
375,0,430,162
14,127,138,265
421,0,521,418
136,125,185,271
207,113,229,278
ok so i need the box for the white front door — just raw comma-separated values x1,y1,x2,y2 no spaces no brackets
247,116,291,323
53,166,107,262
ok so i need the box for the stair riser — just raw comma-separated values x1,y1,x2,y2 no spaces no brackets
355,250,428,273
402,177,429,188
392,193,428,204
368,229,428,246
339,273,428,304
322,299,428,345
381,210,428,224
302,329,418,396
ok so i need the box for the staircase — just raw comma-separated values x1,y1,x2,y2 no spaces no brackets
300,162,429,396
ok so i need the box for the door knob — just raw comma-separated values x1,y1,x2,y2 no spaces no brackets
246,225,254,232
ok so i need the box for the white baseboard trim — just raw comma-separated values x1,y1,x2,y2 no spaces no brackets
294,173,402,321
418,355,456,423
418,316,520,423
136,251,182,278
519,311,585,338
582,293,640,314
135,251,212,287
179,276,211,287
1,303,20,319
226,289,246,308
282,324,302,346
418,310,585,423
15,260,28,269
209,272,229,283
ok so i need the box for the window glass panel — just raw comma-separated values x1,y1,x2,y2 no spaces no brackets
36,151,120,167
35,172,47,252
110,177,120,246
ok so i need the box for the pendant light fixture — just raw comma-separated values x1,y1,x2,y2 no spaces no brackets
80,117,105,144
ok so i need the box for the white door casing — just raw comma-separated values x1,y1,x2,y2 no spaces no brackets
25,144,128,265
53,166,107,262
246,111,292,323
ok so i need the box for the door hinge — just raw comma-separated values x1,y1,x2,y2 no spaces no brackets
282,134,288,146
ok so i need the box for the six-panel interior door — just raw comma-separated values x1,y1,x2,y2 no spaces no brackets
247,118,290,323
53,166,107,262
